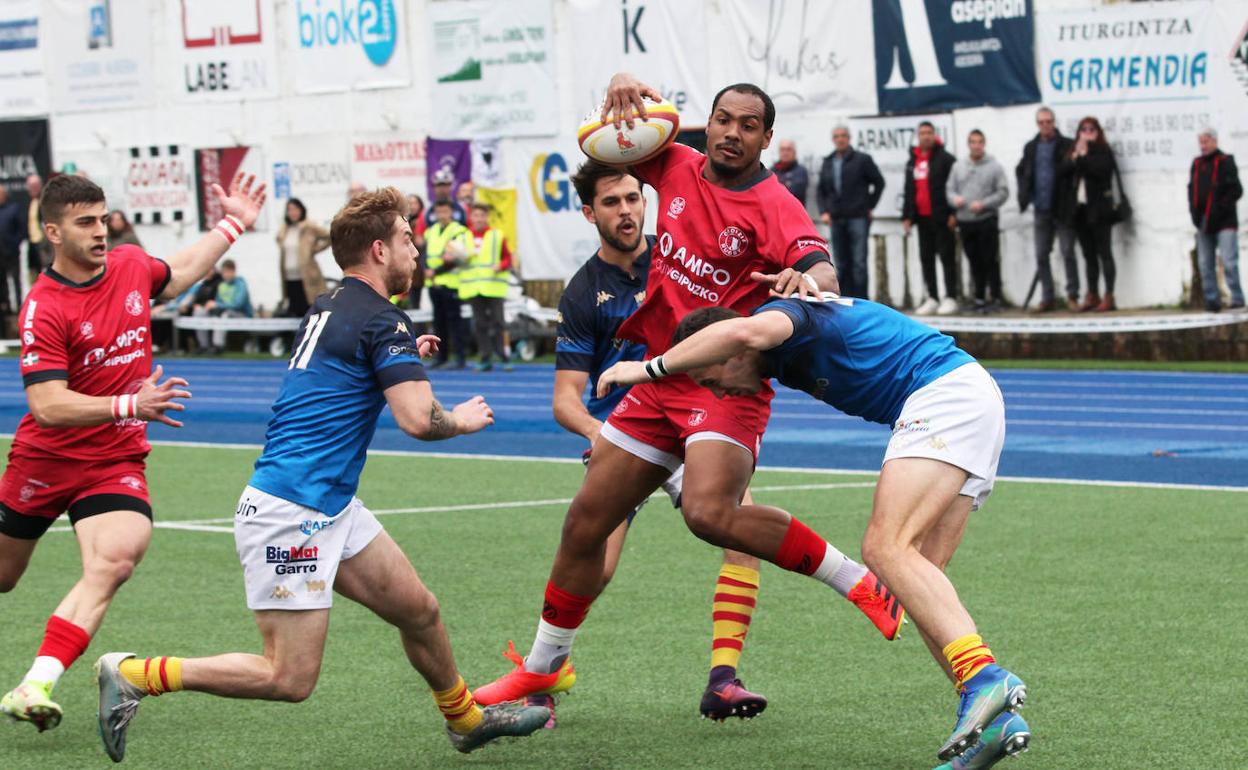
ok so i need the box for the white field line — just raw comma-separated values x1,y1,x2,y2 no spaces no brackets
42,482,879,535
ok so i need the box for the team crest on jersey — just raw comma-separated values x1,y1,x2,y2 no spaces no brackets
22,331,34,345
668,196,686,219
718,226,749,257
19,485,35,502
81,321,94,338
119,475,145,491
688,408,708,427
124,290,144,316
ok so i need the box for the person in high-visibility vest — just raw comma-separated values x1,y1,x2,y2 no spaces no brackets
424,200,472,368
459,203,513,371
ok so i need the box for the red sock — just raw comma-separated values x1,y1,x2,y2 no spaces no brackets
541,581,594,630
36,615,91,670
774,517,828,576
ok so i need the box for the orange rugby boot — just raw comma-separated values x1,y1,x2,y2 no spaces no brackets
472,641,577,706
847,571,906,641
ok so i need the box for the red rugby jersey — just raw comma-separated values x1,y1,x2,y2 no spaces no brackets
15,245,172,461
617,143,830,354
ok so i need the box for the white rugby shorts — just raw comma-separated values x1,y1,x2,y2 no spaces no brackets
882,362,1005,510
234,485,383,611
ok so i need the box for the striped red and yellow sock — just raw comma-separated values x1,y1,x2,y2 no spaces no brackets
943,634,996,688
119,657,184,696
433,676,483,735
711,564,760,672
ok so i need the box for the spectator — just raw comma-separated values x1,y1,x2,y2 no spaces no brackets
1188,128,1244,312
0,186,24,325
948,130,1009,313
460,203,513,371
276,198,331,318
902,122,959,315
456,181,476,208
1017,106,1078,312
425,168,466,227
25,174,50,278
424,199,472,368
193,259,252,353
106,209,142,250
347,181,367,201
771,139,809,206
817,125,885,299
406,193,428,309
1059,117,1119,312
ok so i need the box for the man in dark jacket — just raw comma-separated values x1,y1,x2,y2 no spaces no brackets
1188,128,1244,311
0,186,26,326
817,126,885,299
772,139,810,206
902,122,958,314
1016,107,1077,311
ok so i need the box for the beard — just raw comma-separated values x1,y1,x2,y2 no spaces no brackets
596,220,642,254
384,260,413,296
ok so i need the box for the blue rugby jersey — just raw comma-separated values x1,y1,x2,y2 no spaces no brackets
755,296,975,426
250,278,428,514
555,236,654,420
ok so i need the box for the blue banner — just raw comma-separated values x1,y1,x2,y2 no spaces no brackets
873,0,1040,114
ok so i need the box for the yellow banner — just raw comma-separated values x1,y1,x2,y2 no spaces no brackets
476,186,520,271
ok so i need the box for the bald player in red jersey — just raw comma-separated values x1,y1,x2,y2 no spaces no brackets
0,173,265,733
474,74,904,718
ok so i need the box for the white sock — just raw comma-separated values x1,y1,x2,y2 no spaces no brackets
810,543,868,598
524,620,577,674
23,656,65,687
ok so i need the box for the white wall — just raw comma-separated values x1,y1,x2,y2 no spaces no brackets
44,0,1248,311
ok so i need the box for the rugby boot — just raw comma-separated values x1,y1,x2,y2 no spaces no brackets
939,664,1027,761
699,678,767,721
934,712,1031,769
847,571,906,641
445,700,552,753
472,640,577,706
524,693,557,729
95,652,147,762
1,680,63,732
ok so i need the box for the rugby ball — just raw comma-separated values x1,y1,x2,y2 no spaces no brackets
577,98,680,166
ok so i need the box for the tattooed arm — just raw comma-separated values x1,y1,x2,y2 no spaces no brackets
384,381,495,441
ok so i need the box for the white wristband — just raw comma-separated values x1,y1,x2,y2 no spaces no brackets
213,215,244,245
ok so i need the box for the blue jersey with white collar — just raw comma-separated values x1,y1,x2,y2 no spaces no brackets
755,296,974,425
555,236,653,420
250,278,429,514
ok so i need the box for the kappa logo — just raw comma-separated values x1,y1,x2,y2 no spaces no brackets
305,579,327,594
270,585,295,600
395,320,407,335
554,310,564,324
81,321,95,338
634,290,646,305
927,436,948,451
718,226,749,258
124,290,144,317
668,196,686,220
688,408,708,427
596,291,614,306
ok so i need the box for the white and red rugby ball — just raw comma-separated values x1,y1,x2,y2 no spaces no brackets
577,98,680,166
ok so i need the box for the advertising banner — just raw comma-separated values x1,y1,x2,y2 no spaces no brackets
719,0,876,115
428,0,558,137
269,133,351,227
471,137,506,188
874,0,1040,114
289,0,410,93
570,0,710,119
0,118,50,203
514,138,599,280
846,113,954,218
349,133,426,195
120,145,194,225
0,0,47,115
172,0,278,101
1037,3,1215,171
195,145,265,231
45,0,154,113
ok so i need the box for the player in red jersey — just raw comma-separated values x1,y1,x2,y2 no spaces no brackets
0,173,265,732
474,75,904,717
